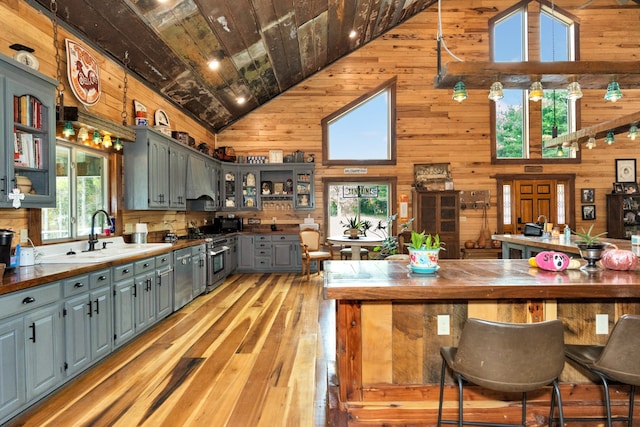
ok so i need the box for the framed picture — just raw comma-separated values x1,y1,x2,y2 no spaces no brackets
614,182,625,194
581,188,595,203
616,158,636,183
582,205,596,221
624,182,640,194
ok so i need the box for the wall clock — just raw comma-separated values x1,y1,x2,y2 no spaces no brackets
13,51,39,70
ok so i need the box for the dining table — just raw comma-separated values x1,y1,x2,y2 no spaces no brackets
326,235,384,260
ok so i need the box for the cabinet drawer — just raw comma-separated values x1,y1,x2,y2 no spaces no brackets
272,234,299,243
135,257,155,275
255,249,271,257
155,253,172,270
0,282,61,319
255,257,271,268
255,235,271,243
255,242,271,249
113,263,134,281
63,275,90,297
191,244,206,255
89,268,111,289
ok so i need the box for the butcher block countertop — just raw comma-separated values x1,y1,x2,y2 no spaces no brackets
323,259,640,301
0,239,202,296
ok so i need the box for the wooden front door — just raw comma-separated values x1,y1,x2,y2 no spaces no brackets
496,174,575,235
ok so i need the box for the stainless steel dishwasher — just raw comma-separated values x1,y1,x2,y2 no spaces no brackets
173,247,193,310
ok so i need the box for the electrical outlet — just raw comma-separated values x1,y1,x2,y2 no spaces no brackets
20,229,28,243
596,314,608,335
437,315,450,336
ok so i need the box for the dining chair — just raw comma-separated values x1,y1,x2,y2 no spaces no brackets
437,318,566,427
339,247,369,260
563,314,640,426
299,230,333,280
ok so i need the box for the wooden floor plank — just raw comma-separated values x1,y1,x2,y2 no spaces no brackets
6,273,332,427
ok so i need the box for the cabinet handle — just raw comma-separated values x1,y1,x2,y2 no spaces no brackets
22,296,35,304
94,299,100,315
74,282,84,288
87,301,93,318
123,268,130,274
29,323,36,342
144,263,150,268
133,284,137,297
98,275,107,281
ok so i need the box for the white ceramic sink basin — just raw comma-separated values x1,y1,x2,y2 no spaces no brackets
38,241,173,264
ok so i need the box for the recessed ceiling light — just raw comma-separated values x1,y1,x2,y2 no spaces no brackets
208,59,220,70
349,30,357,39
236,96,246,105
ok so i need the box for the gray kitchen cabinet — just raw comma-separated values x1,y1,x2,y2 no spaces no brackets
221,164,239,210
192,244,206,297
237,235,255,271
88,270,113,361
155,254,173,320
134,258,156,333
124,126,188,210
272,234,301,270
227,236,238,274
112,263,135,347
0,53,57,208
0,281,62,424
293,166,314,210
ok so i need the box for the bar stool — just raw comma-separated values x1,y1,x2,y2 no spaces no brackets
340,247,369,260
563,314,640,426
437,318,565,427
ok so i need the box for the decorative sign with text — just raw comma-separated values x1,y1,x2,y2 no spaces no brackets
65,39,101,106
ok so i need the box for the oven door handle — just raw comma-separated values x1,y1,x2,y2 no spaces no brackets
209,246,230,256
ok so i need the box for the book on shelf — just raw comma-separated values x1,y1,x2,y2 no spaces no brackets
13,131,42,168
13,95,42,129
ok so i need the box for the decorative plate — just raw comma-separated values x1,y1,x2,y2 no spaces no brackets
155,109,170,127
13,51,39,70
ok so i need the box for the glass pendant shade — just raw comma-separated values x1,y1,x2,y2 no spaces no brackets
102,133,112,148
92,130,102,145
604,81,623,102
452,81,468,102
528,81,544,102
571,141,579,153
586,136,596,149
62,121,75,138
604,130,615,144
77,127,89,142
488,81,504,101
628,124,639,140
566,82,583,100
556,145,564,156
113,138,123,151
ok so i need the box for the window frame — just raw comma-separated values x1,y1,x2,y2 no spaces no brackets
321,77,397,166
489,0,581,165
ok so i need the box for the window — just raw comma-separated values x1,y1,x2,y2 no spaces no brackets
322,78,396,165
491,2,579,163
42,140,109,241
325,179,395,239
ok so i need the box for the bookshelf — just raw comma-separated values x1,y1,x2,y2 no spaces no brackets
1,53,57,207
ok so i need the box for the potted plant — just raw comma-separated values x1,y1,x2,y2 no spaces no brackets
371,214,414,258
341,217,362,239
407,230,445,273
573,225,608,271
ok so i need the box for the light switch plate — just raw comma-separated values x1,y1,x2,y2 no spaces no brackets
437,315,450,335
596,314,608,335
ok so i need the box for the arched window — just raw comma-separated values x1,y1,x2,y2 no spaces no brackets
491,1,580,163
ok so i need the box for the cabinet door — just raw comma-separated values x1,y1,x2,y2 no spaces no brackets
135,272,156,331
272,242,292,268
414,191,460,259
169,146,188,209
191,248,206,297
156,267,173,320
240,169,259,210
221,165,239,210
63,294,91,377
237,235,255,270
0,317,25,418
1,61,57,208
90,286,112,361
113,278,135,347
148,137,170,208
293,167,314,210
24,304,62,400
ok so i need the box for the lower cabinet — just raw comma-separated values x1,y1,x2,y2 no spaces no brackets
134,258,156,333
192,244,206,297
0,282,62,423
155,253,173,320
113,263,136,347
237,234,301,272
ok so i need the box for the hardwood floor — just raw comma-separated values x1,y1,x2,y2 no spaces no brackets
7,273,335,427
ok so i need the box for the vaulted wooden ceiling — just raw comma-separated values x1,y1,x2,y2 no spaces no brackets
32,0,436,133
31,0,640,134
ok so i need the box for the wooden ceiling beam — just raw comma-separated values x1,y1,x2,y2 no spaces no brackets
434,61,640,90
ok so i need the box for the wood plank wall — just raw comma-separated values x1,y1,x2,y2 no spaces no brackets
1,1,639,251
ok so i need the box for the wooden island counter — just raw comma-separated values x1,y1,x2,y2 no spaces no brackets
324,259,640,425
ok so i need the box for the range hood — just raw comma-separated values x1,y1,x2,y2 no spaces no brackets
186,154,216,204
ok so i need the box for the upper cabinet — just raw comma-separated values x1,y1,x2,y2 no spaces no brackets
0,53,57,208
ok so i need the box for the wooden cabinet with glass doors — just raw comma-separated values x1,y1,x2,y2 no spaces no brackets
412,190,460,259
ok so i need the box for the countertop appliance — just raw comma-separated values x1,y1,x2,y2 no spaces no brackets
213,217,242,233
173,247,193,310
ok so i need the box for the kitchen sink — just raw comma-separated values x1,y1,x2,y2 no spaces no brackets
38,238,173,264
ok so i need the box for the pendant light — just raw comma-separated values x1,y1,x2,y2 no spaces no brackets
529,81,544,102
628,123,639,140
113,138,123,151
586,135,596,149
77,126,88,142
62,121,75,138
604,130,615,144
488,81,504,101
566,81,583,100
452,81,468,102
604,81,623,102
102,133,112,148
92,130,102,145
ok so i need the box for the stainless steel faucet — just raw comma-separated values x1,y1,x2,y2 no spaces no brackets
88,209,110,251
